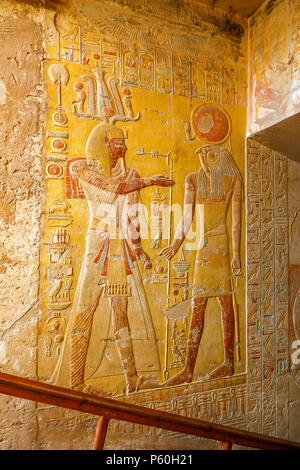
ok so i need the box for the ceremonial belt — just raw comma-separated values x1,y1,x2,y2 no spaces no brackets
89,217,122,234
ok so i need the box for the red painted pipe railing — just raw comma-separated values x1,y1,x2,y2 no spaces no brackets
0,371,299,450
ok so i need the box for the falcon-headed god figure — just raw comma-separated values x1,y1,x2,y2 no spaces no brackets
52,122,174,395
160,144,243,385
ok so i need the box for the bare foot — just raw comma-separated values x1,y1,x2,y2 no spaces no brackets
125,374,140,394
126,376,160,394
161,368,193,387
137,376,160,391
205,361,234,380
73,383,112,399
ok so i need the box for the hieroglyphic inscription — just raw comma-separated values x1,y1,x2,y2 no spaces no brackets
274,153,289,438
261,144,276,437
247,139,289,438
40,9,247,427
36,375,246,438
110,376,247,436
247,139,262,434
47,22,247,106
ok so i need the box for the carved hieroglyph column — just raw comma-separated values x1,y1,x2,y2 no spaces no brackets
246,139,289,438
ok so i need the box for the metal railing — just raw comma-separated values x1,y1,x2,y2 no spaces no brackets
0,371,299,450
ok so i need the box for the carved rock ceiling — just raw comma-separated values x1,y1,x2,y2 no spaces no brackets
64,0,249,60
195,0,267,17
54,0,267,20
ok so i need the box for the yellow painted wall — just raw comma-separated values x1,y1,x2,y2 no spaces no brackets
38,0,247,407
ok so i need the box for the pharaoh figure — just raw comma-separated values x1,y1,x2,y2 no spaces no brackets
52,122,174,395
160,145,243,385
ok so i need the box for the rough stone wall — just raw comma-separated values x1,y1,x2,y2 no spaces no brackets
0,0,44,450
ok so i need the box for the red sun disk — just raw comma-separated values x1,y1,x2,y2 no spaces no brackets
192,105,231,144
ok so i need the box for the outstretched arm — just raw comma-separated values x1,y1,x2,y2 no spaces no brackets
120,174,174,194
70,160,174,196
160,173,196,261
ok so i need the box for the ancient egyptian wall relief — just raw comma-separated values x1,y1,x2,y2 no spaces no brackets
38,2,247,432
246,139,289,438
249,0,300,134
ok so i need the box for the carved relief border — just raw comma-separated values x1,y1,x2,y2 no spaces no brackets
246,138,262,433
37,375,247,438
112,379,247,436
274,152,289,438
246,139,289,438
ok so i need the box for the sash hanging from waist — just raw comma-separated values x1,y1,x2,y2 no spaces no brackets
93,235,136,277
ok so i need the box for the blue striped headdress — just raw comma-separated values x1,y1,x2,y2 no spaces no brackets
196,145,243,198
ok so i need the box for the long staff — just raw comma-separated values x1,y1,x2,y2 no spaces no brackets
163,153,173,381
134,148,173,380
232,270,242,362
